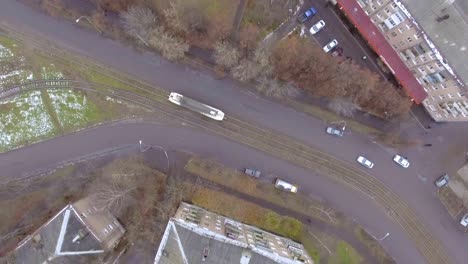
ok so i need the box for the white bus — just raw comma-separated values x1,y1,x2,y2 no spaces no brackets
168,92,225,121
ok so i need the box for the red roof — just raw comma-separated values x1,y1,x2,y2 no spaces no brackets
336,0,427,104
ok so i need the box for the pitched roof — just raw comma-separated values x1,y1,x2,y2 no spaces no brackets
337,0,428,103
12,197,125,263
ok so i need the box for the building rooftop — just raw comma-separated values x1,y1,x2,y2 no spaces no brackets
154,203,312,264
337,0,428,103
12,197,125,263
400,0,468,87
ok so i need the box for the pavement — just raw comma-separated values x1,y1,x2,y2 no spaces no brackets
1,0,468,263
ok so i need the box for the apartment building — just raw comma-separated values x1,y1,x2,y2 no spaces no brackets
154,202,313,264
344,0,468,121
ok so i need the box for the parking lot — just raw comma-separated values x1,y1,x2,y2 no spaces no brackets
297,0,388,77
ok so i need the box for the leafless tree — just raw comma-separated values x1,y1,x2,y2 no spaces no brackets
120,6,156,44
92,181,137,216
328,98,360,118
163,2,187,33
148,27,189,61
232,59,263,82
257,76,300,99
213,41,240,69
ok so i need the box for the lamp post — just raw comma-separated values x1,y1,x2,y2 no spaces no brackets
75,16,102,34
373,232,390,241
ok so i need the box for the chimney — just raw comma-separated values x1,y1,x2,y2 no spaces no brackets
72,229,88,243
240,249,252,264
202,247,210,261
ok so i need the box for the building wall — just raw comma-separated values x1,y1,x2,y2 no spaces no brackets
357,0,468,121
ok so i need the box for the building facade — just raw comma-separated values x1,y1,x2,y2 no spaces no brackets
355,0,468,121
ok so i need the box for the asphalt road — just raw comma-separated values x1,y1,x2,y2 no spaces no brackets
1,1,468,263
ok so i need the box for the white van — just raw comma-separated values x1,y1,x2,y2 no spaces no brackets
274,178,298,193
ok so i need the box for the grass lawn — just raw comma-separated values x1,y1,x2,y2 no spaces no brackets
0,35,145,152
185,157,341,225
329,241,363,264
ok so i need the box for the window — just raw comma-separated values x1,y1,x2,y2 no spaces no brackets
414,33,421,39
107,224,114,230
391,31,397,37
384,7,390,14
448,94,454,98
429,53,437,59
418,67,425,73
429,105,436,111
436,62,443,68
458,92,464,97
421,56,427,62
412,59,418,65
407,37,413,43
406,24,413,29
440,83,447,89
439,95,445,100
432,86,438,91
398,27,404,33
427,65,433,70
392,3,398,9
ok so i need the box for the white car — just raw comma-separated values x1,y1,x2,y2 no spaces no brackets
393,155,410,168
460,213,468,227
274,178,298,193
309,20,325,35
323,39,338,52
357,156,374,169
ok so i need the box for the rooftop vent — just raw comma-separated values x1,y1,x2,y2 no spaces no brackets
72,229,88,243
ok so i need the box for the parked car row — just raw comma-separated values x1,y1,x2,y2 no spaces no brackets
298,6,339,54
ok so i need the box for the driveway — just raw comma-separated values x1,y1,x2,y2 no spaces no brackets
0,1,467,263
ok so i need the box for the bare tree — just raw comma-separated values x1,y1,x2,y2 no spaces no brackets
92,182,137,216
213,41,240,69
232,59,262,82
257,76,300,99
148,27,189,61
328,98,360,118
120,6,156,44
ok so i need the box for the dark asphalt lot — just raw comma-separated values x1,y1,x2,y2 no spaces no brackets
1,1,468,263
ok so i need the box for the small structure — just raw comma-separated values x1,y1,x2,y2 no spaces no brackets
154,202,313,264
11,197,125,263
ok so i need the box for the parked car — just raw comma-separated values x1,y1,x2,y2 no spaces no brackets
460,213,468,227
243,168,261,178
323,39,338,52
298,7,317,23
357,156,374,169
326,126,344,137
393,154,410,168
309,20,325,35
435,174,449,188
274,178,298,193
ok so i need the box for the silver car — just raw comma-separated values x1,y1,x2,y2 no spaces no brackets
323,39,338,52
435,174,449,188
393,154,410,168
460,213,468,227
326,126,344,137
357,156,374,169
244,168,261,178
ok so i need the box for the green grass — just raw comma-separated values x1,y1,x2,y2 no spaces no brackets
286,99,382,136
300,232,321,263
185,157,341,225
329,241,363,264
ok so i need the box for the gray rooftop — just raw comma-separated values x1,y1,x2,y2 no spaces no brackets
401,0,468,86
157,221,280,264
12,206,102,264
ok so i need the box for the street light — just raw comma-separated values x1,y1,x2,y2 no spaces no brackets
75,16,102,34
372,232,390,241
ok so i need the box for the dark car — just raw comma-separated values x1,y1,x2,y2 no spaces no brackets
244,168,261,178
298,7,317,23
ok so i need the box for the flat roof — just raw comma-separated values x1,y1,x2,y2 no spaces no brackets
336,0,428,103
400,0,468,88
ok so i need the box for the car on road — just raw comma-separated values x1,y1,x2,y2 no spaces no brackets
357,156,374,169
298,7,317,23
326,126,344,137
244,168,261,178
435,174,449,188
323,39,338,53
393,154,410,168
460,213,468,227
274,178,298,193
309,20,325,35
